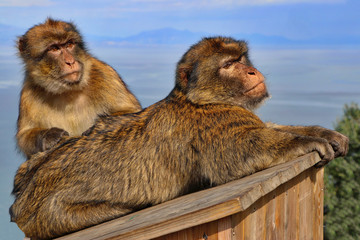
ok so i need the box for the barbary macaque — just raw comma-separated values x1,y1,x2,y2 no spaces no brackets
10,37,348,240
16,18,141,158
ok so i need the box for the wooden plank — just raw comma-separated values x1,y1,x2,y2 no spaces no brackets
218,216,232,240
256,197,267,240
191,222,207,240
298,169,313,240
264,186,277,240
190,220,219,240
284,174,300,240
57,152,321,240
274,185,285,240
231,210,245,240
243,197,267,240
312,168,324,240
176,227,193,240
205,221,219,240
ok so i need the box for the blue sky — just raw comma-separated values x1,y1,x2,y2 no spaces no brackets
1,0,359,40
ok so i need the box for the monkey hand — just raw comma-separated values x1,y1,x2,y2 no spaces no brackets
319,129,349,158
37,127,69,152
308,137,336,168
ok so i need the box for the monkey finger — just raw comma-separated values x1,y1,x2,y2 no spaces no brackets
331,137,349,158
329,140,341,157
62,131,70,137
41,128,69,151
319,142,335,162
315,160,327,168
329,140,340,151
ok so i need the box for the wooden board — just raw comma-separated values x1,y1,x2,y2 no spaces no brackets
154,167,324,240
57,152,322,240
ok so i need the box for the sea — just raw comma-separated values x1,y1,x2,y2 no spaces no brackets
0,44,359,239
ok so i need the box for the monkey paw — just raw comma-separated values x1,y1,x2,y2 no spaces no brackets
38,127,69,152
311,139,335,168
329,135,349,158
321,130,349,158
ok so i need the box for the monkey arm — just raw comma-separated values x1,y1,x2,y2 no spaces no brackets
90,58,142,116
265,122,348,158
106,87,142,115
108,83,142,115
234,127,335,171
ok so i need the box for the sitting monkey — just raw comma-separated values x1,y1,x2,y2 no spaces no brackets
16,18,141,158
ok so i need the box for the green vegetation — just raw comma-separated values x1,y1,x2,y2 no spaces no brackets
324,103,360,240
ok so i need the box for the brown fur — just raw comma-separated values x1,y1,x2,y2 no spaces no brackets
10,37,348,240
16,18,141,158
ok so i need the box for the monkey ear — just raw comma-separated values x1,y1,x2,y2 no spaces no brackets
177,67,190,88
17,36,27,55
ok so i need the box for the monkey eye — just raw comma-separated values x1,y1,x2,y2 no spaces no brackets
239,55,246,63
65,41,75,49
222,61,233,69
48,45,60,52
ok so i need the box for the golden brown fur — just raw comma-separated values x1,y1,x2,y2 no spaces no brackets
16,18,141,158
10,37,348,240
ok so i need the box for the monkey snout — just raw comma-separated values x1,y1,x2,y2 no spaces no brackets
249,68,265,82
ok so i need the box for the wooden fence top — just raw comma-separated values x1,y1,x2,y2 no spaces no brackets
57,152,322,240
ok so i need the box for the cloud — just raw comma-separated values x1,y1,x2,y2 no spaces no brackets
0,0,54,7
248,0,345,4
100,0,346,12
0,81,20,89
126,0,345,7
0,0,345,8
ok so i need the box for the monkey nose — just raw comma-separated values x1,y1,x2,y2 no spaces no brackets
65,59,76,66
248,71,256,75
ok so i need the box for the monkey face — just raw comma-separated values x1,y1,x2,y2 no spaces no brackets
46,40,84,83
18,18,89,94
218,55,268,108
177,37,269,110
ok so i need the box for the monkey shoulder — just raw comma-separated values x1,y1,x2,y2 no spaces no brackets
85,57,141,111
88,57,123,83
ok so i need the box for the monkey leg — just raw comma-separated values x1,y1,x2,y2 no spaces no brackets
21,191,132,240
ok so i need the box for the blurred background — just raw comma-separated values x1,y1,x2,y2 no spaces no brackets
0,0,359,239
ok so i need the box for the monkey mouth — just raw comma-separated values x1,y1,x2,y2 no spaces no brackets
61,71,82,84
244,81,265,94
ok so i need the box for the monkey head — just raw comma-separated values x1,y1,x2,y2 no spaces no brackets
175,37,269,110
17,18,90,94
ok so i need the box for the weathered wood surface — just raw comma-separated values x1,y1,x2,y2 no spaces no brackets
57,152,323,240
153,166,324,240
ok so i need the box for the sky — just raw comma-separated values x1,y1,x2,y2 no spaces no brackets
0,0,359,90
0,0,359,40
